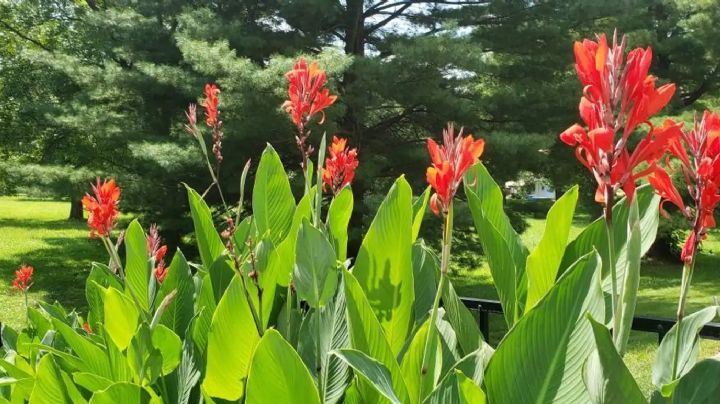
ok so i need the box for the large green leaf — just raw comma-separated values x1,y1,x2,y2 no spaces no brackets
252,144,295,245
294,219,338,308
156,250,194,336
653,306,718,390
671,357,720,403
400,319,441,403
343,269,410,403
584,316,646,404
245,329,320,404
202,275,261,400
467,205,517,326
441,278,487,357
328,186,354,261
560,186,660,292
275,187,314,286
617,196,642,355
333,349,401,404
151,325,182,375
186,186,225,270
412,186,431,242
85,263,122,328
464,163,528,280
424,369,486,404
412,240,438,325
89,382,159,403
353,176,414,355
103,287,139,351
124,219,150,311
319,285,351,404
47,319,113,379
29,355,70,404
525,186,578,309
484,251,604,403
191,274,216,358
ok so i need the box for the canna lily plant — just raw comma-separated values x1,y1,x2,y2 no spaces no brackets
1,34,719,404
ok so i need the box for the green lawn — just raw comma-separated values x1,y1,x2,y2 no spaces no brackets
1,196,718,395
0,196,105,329
451,217,720,395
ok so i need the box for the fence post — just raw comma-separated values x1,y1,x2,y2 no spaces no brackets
479,309,490,340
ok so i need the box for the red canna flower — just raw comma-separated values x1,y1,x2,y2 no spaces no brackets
83,322,93,334
147,224,169,283
561,32,676,205
82,178,121,238
426,123,485,216
202,84,220,127
12,265,33,292
649,111,720,263
283,58,337,129
322,136,359,195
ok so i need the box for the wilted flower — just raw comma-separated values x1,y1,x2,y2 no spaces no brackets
322,136,359,195
648,111,720,263
82,178,121,238
426,123,485,216
560,32,676,204
83,322,93,334
12,265,33,292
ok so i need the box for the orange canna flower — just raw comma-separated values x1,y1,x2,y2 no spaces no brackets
561,32,676,205
13,265,33,292
83,322,93,334
322,136,359,195
82,178,121,238
649,111,720,263
282,58,337,129
202,84,220,127
426,123,485,216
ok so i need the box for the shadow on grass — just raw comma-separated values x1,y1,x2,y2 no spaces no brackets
0,217,105,316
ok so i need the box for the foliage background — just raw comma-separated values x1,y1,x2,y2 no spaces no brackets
2,0,719,249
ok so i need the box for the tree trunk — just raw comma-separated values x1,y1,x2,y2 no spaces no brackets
69,197,84,220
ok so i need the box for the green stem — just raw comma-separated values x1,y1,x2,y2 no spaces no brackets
421,202,453,376
316,306,324,399
604,209,620,346
24,291,29,327
671,256,696,380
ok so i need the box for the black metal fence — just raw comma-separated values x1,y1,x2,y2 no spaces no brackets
460,297,720,344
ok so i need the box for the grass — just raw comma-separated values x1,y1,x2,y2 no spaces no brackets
1,196,718,395
0,196,105,329
451,217,720,395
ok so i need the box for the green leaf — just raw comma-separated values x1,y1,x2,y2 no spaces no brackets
49,319,114,378
584,315,646,404
73,373,114,393
484,251,604,403
412,240,438,325
333,349,401,404
353,176,414,355
525,186,578,309
441,278,487,357
452,345,494,387
294,219,339,308
152,324,182,375
202,275,261,400
327,186,354,261
653,306,718,390
89,382,159,403
246,329,320,404
29,356,70,404
343,269,410,403
124,219,150,311
85,263,122,328
617,196,642,355
671,357,720,403
560,186,660,295
252,144,295,245
274,187,314,287
412,186,431,242
467,204,518,326
319,285,351,404
400,318,441,403
156,250,194,336
424,369,486,404
103,287,139,351
186,186,225,270
191,274,216,358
